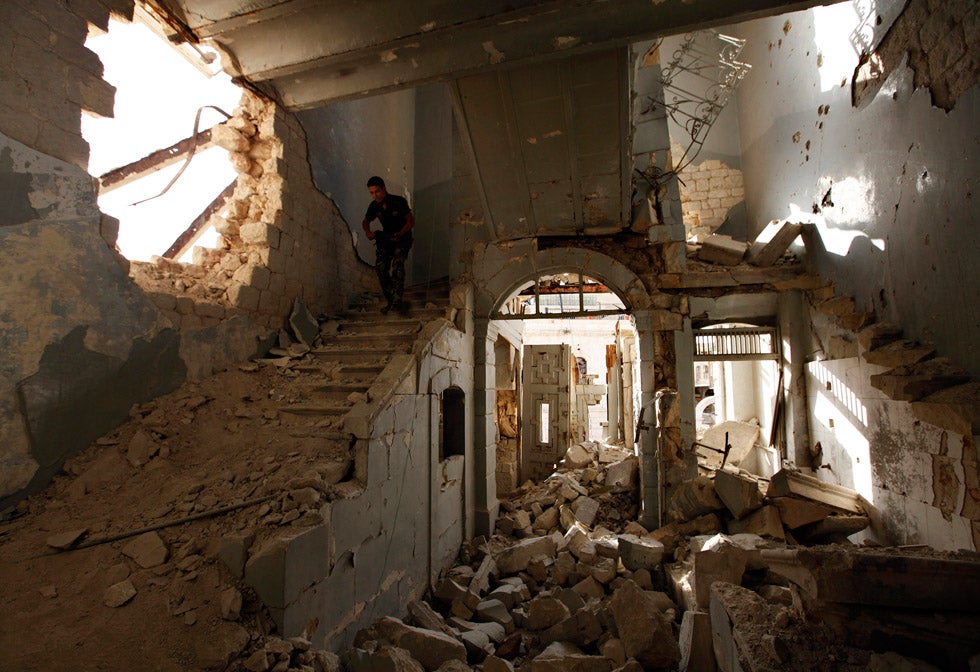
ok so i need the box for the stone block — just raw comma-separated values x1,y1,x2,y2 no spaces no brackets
697,234,747,266
609,580,681,669
530,642,612,672
694,535,748,609
678,610,715,672
573,496,600,527
667,475,724,523
617,534,665,571
527,595,570,631
475,598,514,633
243,524,330,610
227,282,260,311
495,536,556,574
713,469,764,519
604,457,637,489
769,496,832,529
563,442,594,468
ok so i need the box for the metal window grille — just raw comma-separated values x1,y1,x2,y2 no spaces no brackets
693,327,778,361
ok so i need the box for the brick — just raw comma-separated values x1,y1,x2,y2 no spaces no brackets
65,67,115,118
227,282,260,311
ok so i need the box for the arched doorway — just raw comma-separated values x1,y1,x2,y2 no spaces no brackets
468,244,668,534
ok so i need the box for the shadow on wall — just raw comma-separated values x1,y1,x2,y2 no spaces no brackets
734,0,980,378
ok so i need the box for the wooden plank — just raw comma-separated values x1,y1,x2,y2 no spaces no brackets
163,180,236,259
766,469,865,514
748,221,802,266
99,129,214,193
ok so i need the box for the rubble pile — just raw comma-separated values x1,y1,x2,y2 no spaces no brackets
339,441,977,672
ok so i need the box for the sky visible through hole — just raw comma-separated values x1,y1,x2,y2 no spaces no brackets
82,18,242,262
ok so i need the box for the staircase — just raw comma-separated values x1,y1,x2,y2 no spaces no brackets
274,278,453,431
809,287,979,437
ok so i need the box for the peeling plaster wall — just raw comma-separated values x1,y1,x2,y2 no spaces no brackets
0,130,181,503
734,0,980,378
802,299,979,551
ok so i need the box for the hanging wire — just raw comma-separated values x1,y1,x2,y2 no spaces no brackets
130,104,232,206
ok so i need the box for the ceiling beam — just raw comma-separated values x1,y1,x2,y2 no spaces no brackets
189,0,842,108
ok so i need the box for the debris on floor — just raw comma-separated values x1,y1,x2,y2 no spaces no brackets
340,443,980,672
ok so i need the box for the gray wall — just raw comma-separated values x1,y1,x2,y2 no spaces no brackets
738,1,980,376
299,84,457,287
298,89,417,267
411,83,454,284
732,1,980,377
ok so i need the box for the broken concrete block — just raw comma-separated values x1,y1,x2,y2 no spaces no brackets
486,582,524,609
767,469,864,514
698,234,748,266
694,535,749,609
407,600,453,635
347,645,425,672
126,429,159,467
434,578,479,611
592,536,619,558
667,475,725,523
794,514,868,543
573,496,600,528
483,656,515,672
220,587,243,621
713,469,764,519
530,642,613,672
910,381,980,436
600,638,626,668
572,576,606,600
533,507,560,532
617,534,665,571
564,442,594,469
863,339,935,368
604,457,637,490
527,595,571,631
121,531,169,568
679,610,715,672
539,608,604,648
856,322,903,351
769,496,833,529
727,505,785,540
609,580,681,669
459,629,494,662
104,579,137,608
700,420,761,468
475,599,514,633
495,536,557,574
709,583,783,672
590,557,618,584
527,554,552,582
46,528,88,550
553,551,578,585
870,357,970,402
374,617,468,671
469,555,497,596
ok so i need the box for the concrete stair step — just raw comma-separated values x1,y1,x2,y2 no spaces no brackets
910,382,980,436
870,357,970,402
278,404,351,417
334,329,418,347
304,383,370,404
311,347,403,363
857,322,904,351
863,339,936,368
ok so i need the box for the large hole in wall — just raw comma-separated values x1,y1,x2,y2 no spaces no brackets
81,9,242,262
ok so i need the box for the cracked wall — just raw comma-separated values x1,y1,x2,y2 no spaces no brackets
734,0,980,379
0,2,375,505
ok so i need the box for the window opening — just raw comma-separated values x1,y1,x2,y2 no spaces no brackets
691,322,781,478
495,273,628,319
539,402,551,444
441,387,466,461
82,11,242,262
